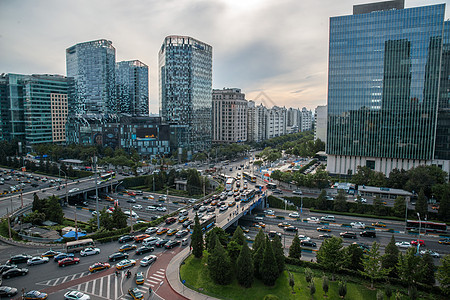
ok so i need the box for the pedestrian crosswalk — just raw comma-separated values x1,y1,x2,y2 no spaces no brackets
121,268,165,300
36,271,90,286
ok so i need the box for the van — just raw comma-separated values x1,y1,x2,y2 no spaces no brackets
181,238,189,246
321,215,335,222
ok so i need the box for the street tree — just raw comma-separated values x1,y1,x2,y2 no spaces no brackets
231,226,246,246
342,243,364,271
322,275,329,297
338,281,347,299
253,228,266,252
32,193,45,213
316,236,344,280
305,267,313,285
333,190,347,212
260,237,279,286
316,189,328,210
191,213,204,258
207,236,232,285
310,280,316,299
288,233,302,260
392,196,406,218
226,240,241,266
359,242,390,288
415,189,428,217
397,247,421,296
382,235,400,278
44,196,64,224
236,242,254,288
419,251,435,286
111,206,127,229
271,234,285,276
437,254,450,295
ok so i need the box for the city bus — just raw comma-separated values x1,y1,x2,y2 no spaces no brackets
100,171,116,181
66,238,95,253
218,173,227,183
225,178,235,191
243,172,256,183
406,220,447,233
240,189,256,203
266,183,277,190
200,214,216,232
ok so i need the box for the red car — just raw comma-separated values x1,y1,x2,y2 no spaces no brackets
58,257,80,267
165,217,176,225
411,239,425,246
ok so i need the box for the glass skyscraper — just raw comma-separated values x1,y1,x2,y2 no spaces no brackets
116,60,149,116
66,39,116,117
326,1,449,176
159,35,213,152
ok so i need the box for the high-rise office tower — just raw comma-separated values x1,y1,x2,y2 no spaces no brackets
116,60,149,115
212,88,247,144
314,105,327,143
66,39,116,116
326,0,449,176
159,35,213,151
0,74,68,148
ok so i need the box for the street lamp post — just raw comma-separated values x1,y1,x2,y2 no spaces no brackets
93,156,100,231
416,212,421,253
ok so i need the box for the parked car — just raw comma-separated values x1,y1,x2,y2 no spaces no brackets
22,290,47,300
289,212,300,218
350,222,365,229
165,240,181,249
419,249,440,258
140,255,157,267
53,253,74,262
395,241,412,248
116,259,136,270
41,250,61,258
340,232,357,239
119,244,137,252
118,235,135,243
64,290,91,300
58,257,80,267
108,252,129,262
411,239,425,246
7,254,32,264
360,231,376,238
145,227,158,234
88,262,110,273
300,240,317,247
2,267,28,278
0,286,18,298
320,215,335,222
135,246,155,255
27,256,49,266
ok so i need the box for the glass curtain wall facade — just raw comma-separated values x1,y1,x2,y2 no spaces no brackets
23,75,68,147
159,35,213,152
66,39,116,117
0,74,26,141
326,3,448,176
116,60,149,115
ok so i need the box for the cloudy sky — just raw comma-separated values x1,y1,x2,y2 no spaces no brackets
0,0,448,113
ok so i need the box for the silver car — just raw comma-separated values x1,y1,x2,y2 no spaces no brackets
140,255,157,267
27,256,49,266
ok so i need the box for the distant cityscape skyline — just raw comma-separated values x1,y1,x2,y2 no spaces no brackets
1,0,447,113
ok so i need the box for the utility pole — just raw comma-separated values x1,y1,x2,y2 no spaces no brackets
130,205,134,234
74,207,78,240
6,208,11,239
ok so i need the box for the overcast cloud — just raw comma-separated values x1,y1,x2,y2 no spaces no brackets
0,0,448,112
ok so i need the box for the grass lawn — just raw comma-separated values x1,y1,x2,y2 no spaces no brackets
180,254,441,300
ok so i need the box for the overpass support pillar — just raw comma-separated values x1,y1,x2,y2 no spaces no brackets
83,192,87,200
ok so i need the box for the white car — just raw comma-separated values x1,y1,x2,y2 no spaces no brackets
80,247,100,257
289,212,300,218
293,190,303,195
188,199,197,203
64,290,91,300
419,250,440,258
140,254,157,267
198,206,207,212
132,204,143,210
91,211,98,216
124,210,139,219
298,235,311,241
69,188,80,193
146,206,157,211
27,256,49,266
351,222,365,229
143,237,161,246
307,217,320,223
156,206,167,212
145,227,158,234
395,241,412,248
219,205,228,212
265,209,275,215
321,215,335,222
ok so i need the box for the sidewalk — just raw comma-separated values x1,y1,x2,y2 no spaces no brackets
166,247,220,300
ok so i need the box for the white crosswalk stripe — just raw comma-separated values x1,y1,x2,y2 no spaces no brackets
36,271,90,286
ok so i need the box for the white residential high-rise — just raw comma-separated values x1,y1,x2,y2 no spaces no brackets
212,88,248,143
314,105,327,143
